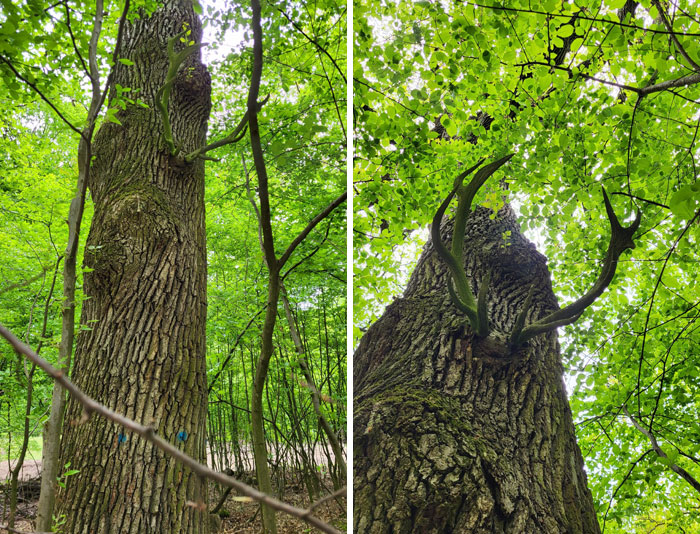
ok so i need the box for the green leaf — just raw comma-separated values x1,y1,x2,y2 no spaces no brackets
669,183,700,220
105,108,122,126
118,58,135,66
558,25,574,38
442,117,457,137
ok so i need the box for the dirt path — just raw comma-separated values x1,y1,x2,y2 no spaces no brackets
0,441,341,482
0,459,41,481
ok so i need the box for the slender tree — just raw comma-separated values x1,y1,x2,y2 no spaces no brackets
34,0,118,525
244,2,346,531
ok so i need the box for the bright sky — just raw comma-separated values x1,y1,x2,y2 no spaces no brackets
200,0,245,65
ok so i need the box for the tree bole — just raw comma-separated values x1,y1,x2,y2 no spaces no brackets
354,204,600,533
56,2,211,532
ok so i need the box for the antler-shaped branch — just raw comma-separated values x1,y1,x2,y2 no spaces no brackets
155,29,206,156
510,188,641,346
156,29,271,162
432,154,514,337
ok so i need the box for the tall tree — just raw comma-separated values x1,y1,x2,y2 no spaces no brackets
354,157,642,532
55,1,212,531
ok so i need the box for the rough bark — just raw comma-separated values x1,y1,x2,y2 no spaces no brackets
354,205,600,533
55,1,211,532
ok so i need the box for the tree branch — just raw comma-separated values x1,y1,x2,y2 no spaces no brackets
0,55,83,137
85,0,104,131
0,267,50,297
274,6,346,84
470,3,700,36
651,0,700,73
248,0,276,270
155,29,206,156
610,191,670,210
96,0,130,114
515,61,700,97
183,94,270,163
63,1,90,79
278,192,347,269
281,218,333,281
623,406,700,494
206,305,267,393
431,155,513,337
639,72,700,95
511,188,641,346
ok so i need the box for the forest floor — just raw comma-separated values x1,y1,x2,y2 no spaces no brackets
1,466,346,533
215,477,346,533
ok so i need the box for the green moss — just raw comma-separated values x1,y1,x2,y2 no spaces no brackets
356,384,482,459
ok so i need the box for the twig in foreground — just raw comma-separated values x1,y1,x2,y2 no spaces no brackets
0,323,343,534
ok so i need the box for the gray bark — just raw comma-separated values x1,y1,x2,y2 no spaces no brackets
354,205,600,533
55,1,211,532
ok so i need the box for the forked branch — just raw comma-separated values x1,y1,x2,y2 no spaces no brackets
155,29,269,161
432,160,641,347
432,154,514,337
510,188,641,346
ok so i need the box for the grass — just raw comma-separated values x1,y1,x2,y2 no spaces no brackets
0,435,43,463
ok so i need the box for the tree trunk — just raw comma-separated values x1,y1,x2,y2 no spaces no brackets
250,267,281,534
55,1,211,532
354,204,600,533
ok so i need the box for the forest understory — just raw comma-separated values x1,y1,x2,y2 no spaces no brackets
1,465,345,533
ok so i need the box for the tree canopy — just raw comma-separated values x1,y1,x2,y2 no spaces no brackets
354,1,700,532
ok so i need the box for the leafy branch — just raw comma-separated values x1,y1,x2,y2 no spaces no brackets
470,2,700,37
650,0,700,73
183,94,269,163
623,406,700,494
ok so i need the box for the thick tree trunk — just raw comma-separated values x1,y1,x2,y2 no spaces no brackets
55,2,211,532
354,205,600,533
